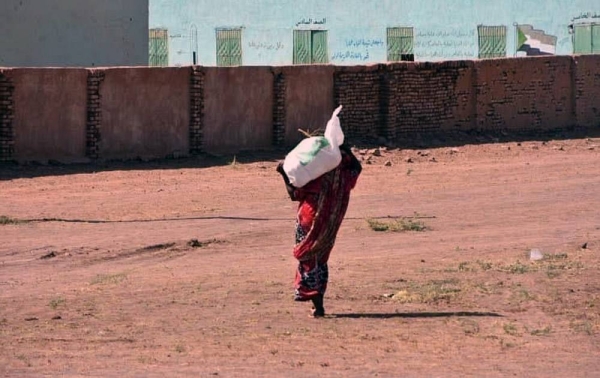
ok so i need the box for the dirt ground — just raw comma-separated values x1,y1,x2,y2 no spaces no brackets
1,137,599,377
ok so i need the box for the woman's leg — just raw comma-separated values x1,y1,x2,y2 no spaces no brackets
311,294,325,317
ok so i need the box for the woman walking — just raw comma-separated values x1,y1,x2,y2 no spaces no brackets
277,144,361,317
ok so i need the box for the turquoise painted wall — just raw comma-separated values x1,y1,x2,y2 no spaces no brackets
149,0,600,66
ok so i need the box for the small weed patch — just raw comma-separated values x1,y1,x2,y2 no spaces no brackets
91,273,127,285
530,326,552,336
499,261,531,274
15,354,31,367
391,278,461,304
0,216,28,225
503,322,519,336
458,260,493,272
570,320,594,335
509,288,536,305
545,253,568,261
460,319,480,335
49,297,66,309
366,218,427,232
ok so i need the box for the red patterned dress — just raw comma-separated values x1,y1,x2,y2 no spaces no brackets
278,146,361,302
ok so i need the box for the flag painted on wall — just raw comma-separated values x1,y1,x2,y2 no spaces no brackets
516,25,557,55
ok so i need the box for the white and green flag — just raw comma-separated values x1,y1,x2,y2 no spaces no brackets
517,24,557,56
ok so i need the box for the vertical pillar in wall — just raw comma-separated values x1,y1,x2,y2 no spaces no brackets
272,70,286,147
86,70,105,160
471,61,478,132
0,71,15,162
379,65,397,142
189,66,205,154
570,56,578,127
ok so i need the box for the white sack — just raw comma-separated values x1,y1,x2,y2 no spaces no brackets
283,106,344,188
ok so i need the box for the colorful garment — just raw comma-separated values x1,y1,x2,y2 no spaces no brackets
285,146,361,301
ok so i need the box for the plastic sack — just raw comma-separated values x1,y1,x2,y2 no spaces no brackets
283,106,344,188
324,105,344,147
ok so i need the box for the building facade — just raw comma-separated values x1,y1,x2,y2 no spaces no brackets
0,0,148,67
149,0,600,67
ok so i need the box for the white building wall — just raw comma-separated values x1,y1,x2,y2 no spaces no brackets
0,0,148,67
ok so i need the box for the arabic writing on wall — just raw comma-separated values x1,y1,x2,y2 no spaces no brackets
572,11,600,21
414,29,476,59
331,38,384,62
345,38,384,48
332,51,371,61
247,41,284,51
295,18,327,27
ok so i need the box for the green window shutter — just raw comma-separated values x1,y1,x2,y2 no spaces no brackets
573,24,592,54
149,28,168,66
388,27,414,62
216,28,242,67
478,25,506,58
311,30,328,63
592,24,600,54
293,30,312,64
387,28,402,62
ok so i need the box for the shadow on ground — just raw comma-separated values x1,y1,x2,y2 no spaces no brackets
7,213,434,224
2,126,598,180
331,311,503,319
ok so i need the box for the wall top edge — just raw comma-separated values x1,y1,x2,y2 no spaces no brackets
2,55,599,72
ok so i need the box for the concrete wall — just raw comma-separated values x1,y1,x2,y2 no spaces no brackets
202,67,273,153
151,0,600,66
1,55,600,163
9,69,87,162
282,66,335,145
100,68,190,160
0,0,148,67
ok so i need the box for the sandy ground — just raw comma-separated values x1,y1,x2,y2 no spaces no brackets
1,138,599,377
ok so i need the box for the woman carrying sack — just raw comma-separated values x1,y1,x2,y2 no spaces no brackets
277,143,361,317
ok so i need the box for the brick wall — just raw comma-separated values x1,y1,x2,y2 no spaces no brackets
86,70,105,159
1,55,599,163
0,70,14,161
272,69,286,147
189,66,205,154
387,61,475,137
333,61,475,142
475,57,574,132
574,55,600,128
334,65,382,139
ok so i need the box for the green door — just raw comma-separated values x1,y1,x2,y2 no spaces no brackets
311,30,328,64
574,24,593,54
293,30,312,64
387,27,414,61
293,30,328,64
593,24,600,53
216,28,242,67
478,25,507,58
149,28,169,66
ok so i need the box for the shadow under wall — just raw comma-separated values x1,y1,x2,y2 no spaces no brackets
1,125,599,180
